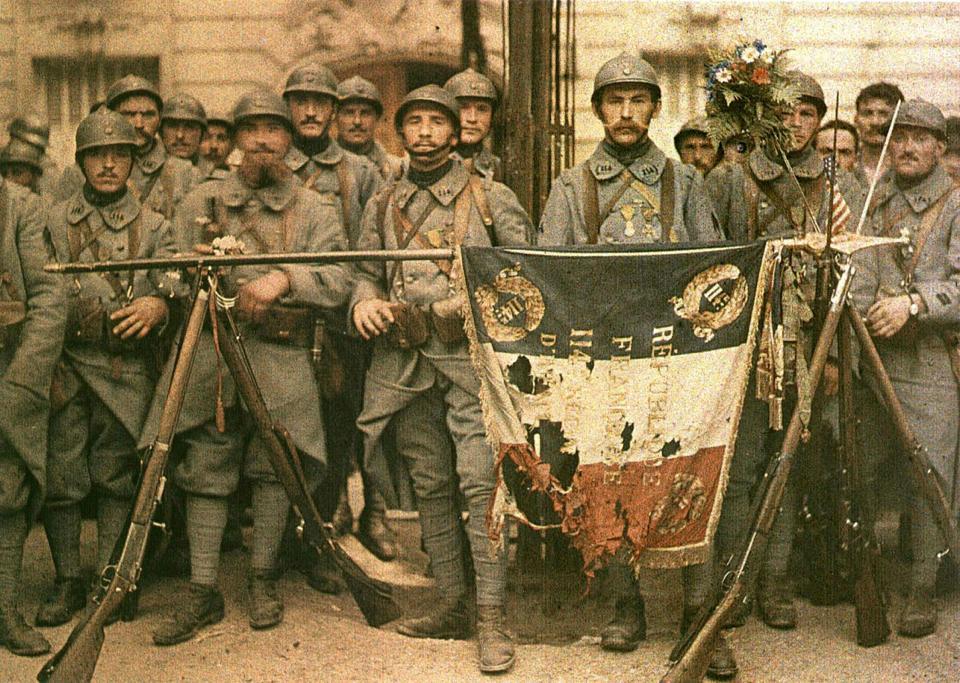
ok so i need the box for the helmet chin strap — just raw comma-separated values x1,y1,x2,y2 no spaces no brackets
406,140,453,170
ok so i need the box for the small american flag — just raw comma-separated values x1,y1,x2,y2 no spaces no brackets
823,155,852,234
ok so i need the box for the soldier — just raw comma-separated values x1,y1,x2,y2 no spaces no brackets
444,68,502,180
199,111,234,179
55,74,196,220
37,109,176,628
149,89,350,644
352,85,531,673
0,139,45,194
943,116,960,184
853,82,905,185
281,63,393,567
160,93,207,166
7,114,61,199
852,99,960,638
673,116,720,176
336,75,403,181
0,146,65,657
538,53,732,679
815,119,861,176
706,71,865,632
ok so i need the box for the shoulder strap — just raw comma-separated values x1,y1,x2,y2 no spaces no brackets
336,160,353,235
658,160,676,243
742,165,761,241
582,165,600,244
280,194,299,251
905,188,955,282
467,175,496,246
0,184,15,300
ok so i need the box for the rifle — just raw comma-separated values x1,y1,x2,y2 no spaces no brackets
836,312,890,646
662,261,855,683
212,294,401,627
847,307,960,562
38,278,211,683
43,248,456,274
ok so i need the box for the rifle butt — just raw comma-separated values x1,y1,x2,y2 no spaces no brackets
325,542,402,627
36,598,114,683
853,554,891,647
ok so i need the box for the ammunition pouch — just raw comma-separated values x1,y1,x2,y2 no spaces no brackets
254,304,314,347
429,303,466,345
385,302,429,349
0,300,26,350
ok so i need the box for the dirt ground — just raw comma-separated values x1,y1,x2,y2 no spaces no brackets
3,499,959,682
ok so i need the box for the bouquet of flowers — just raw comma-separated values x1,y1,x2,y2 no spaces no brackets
704,40,799,152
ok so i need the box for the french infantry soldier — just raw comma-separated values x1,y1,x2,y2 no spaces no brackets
706,70,865,633
38,109,177,628
55,74,196,220
281,63,393,569
0,139,45,195
199,111,234,180
444,68,502,180
352,84,532,674
149,89,351,645
160,93,208,166
852,99,960,638
7,114,61,199
0,147,65,657
538,52,733,679
336,75,403,182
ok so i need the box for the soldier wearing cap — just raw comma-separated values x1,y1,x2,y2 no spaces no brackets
674,116,720,176
851,98,960,638
280,63,393,574
160,93,207,166
0,139,45,194
538,52,732,678
54,74,196,220
706,70,865,633
199,111,234,180
146,89,350,645
352,84,531,673
943,116,960,184
0,129,65,658
336,75,402,181
443,68,502,181
7,114,60,199
37,108,177,628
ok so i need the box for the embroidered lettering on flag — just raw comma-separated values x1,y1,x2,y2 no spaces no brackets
459,242,775,573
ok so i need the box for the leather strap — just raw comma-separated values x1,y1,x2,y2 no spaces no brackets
0,183,16,302
744,164,826,237
581,165,600,244
467,175,497,246
900,187,955,283
335,161,353,237
72,213,140,302
387,193,439,287
658,160,676,243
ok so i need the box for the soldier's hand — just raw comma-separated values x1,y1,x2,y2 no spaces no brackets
354,299,395,339
110,296,169,340
866,295,911,339
192,243,215,255
237,271,291,325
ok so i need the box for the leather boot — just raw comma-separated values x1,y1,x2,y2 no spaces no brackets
396,598,470,640
249,572,284,630
152,583,225,646
898,585,937,638
477,605,515,674
0,607,50,656
758,578,797,629
681,607,738,679
35,576,87,627
600,595,646,652
331,489,353,537
358,509,397,562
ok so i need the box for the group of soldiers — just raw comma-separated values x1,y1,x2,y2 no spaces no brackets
0,49,958,678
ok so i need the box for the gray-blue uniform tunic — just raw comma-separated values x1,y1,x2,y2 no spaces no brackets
140,171,351,496
0,179,65,516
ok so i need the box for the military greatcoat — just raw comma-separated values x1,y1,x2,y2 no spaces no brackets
352,161,531,506
451,148,502,182
852,164,960,507
46,189,176,503
54,138,197,219
0,179,65,515
361,141,403,183
284,139,381,248
140,171,351,495
540,141,716,245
